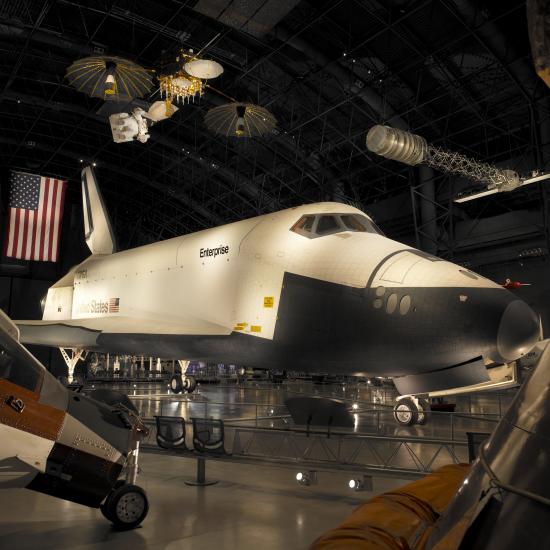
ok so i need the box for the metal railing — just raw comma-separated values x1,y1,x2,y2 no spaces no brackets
230,426,468,474
140,420,470,477
131,394,500,445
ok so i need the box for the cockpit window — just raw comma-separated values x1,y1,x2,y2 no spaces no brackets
291,213,383,239
317,215,339,235
0,342,42,393
298,215,315,232
341,215,367,232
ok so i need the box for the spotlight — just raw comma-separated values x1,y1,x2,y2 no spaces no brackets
348,475,373,492
352,402,359,410
295,471,317,486
348,479,361,490
92,162,97,167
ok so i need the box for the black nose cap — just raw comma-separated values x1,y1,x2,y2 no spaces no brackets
496,300,539,362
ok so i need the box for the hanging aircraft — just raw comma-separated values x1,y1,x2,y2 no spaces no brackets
15,166,540,425
0,308,149,529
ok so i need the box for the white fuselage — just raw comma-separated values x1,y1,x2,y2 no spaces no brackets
19,201,538,379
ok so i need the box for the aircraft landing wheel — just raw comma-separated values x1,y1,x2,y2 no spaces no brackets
183,375,197,393
169,374,184,394
393,397,418,426
416,398,430,425
100,479,125,522
102,483,149,530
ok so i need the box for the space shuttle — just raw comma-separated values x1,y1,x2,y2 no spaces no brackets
16,167,540,425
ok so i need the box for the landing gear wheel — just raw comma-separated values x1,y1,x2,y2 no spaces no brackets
100,480,126,522
416,399,430,425
102,483,149,530
183,375,197,393
169,374,183,394
393,397,418,426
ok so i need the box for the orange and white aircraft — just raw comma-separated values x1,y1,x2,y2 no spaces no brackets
0,308,149,528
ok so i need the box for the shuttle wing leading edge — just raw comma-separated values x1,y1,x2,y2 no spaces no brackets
17,316,232,349
17,321,100,348
82,166,117,255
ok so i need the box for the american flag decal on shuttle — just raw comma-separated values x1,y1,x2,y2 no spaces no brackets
108,298,119,313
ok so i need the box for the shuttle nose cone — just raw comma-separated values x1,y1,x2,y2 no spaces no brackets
496,300,539,362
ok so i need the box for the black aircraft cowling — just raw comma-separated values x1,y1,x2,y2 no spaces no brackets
271,272,539,375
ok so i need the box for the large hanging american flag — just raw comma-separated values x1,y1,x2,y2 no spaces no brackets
4,171,67,262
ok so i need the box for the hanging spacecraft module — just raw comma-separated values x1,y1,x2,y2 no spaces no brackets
0,309,149,529
16,166,539,425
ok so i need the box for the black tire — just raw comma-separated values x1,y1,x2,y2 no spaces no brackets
393,397,418,426
100,479,126,522
416,398,430,425
184,376,197,393
105,484,149,530
169,374,183,394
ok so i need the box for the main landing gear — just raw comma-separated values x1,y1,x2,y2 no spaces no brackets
393,395,430,426
169,373,198,394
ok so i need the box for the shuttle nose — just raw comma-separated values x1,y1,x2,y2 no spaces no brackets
496,300,539,362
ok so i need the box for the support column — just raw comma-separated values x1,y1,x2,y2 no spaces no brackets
412,166,439,255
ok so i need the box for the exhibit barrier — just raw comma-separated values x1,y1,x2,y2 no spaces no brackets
133,395,500,444
141,419,470,477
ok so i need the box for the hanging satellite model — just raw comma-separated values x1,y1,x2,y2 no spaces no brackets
67,37,225,145
366,125,550,203
205,102,277,138
109,101,179,143
157,48,223,115
65,55,153,101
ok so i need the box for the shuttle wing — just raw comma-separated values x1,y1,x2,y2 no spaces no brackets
16,321,100,348
16,317,232,349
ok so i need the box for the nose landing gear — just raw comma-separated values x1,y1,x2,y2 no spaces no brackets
101,430,149,529
169,373,198,394
101,482,149,530
393,396,429,426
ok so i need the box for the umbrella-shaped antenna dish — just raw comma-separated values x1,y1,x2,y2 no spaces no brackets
204,102,276,138
66,55,153,102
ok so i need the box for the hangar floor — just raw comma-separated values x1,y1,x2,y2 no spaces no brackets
127,380,511,441
0,452,408,550
0,381,512,549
